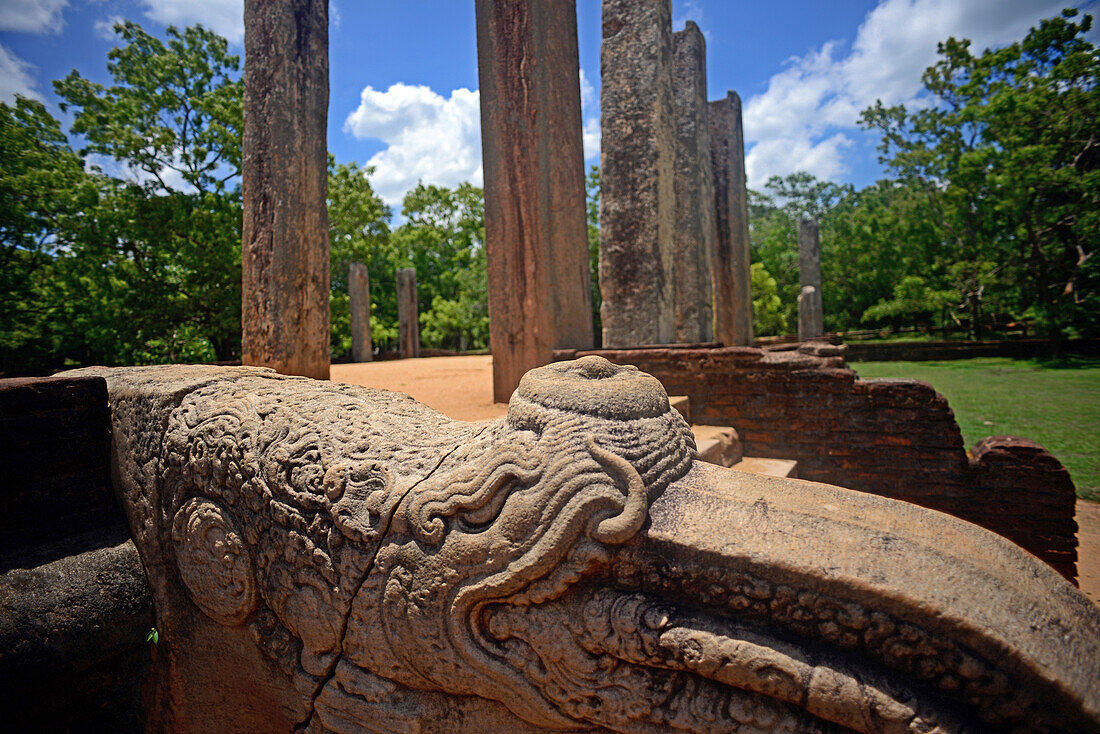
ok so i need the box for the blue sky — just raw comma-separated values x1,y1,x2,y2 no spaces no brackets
2,0,1094,206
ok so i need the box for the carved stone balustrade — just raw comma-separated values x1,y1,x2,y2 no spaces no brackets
69,358,1100,733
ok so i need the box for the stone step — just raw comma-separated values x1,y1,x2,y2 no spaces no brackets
668,394,691,424
732,457,799,479
692,424,742,468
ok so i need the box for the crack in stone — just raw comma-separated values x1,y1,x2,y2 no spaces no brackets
294,433,478,731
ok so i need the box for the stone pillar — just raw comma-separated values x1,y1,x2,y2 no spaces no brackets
708,91,753,346
348,262,372,363
599,0,676,348
397,268,419,359
672,21,715,343
708,90,752,345
798,215,824,340
798,286,822,341
241,0,330,379
476,0,594,404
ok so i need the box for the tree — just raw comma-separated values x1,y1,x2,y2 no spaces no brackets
0,97,95,372
748,173,854,332
860,9,1099,341
327,158,392,358
585,165,602,343
55,21,241,195
51,21,244,363
391,182,488,351
750,262,787,336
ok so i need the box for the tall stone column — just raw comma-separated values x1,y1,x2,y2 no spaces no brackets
600,0,676,348
348,262,372,363
798,215,824,340
476,0,594,404
397,268,420,359
708,91,753,346
672,21,715,343
242,0,330,379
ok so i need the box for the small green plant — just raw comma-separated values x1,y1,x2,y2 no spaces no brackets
145,626,159,645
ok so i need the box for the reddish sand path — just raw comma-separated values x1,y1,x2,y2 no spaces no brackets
331,355,1098,603
333,354,505,421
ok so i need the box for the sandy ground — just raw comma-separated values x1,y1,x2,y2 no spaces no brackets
331,354,1099,604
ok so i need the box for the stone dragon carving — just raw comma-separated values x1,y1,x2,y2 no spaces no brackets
71,358,1100,733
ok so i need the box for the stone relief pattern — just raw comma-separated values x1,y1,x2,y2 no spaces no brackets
158,378,491,707
338,396,702,731
608,549,1082,733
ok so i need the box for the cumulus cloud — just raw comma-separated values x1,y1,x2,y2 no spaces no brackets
344,83,483,206
140,0,243,43
0,0,67,34
94,15,127,41
743,0,1073,188
579,68,600,161
0,44,39,102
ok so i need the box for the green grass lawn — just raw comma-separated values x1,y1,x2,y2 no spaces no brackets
853,357,1100,501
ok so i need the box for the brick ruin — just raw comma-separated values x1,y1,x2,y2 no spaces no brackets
555,343,1079,582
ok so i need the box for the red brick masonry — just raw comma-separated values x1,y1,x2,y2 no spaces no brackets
554,343,1078,582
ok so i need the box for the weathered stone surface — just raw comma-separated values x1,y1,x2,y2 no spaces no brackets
476,0,594,403
396,267,419,359
348,262,372,363
798,284,822,341
799,214,824,339
242,0,330,380
63,359,1100,732
0,375,114,567
708,91,753,346
0,540,153,732
600,0,676,348
672,21,715,343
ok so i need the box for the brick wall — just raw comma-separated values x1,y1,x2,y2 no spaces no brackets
554,343,1078,581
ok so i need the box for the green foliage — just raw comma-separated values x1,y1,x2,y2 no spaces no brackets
750,263,786,336
55,21,241,194
0,97,95,371
585,165,602,342
0,20,248,370
859,9,1099,340
327,158,392,358
391,182,488,351
145,627,159,644
861,276,953,328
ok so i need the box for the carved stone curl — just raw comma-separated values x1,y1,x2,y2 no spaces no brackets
171,496,257,626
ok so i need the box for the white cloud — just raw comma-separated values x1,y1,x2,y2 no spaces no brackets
344,83,483,206
0,44,39,102
579,68,600,161
743,0,1072,188
0,0,67,34
94,15,126,41
672,0,710,40
582,116,600,162
140,0,243,43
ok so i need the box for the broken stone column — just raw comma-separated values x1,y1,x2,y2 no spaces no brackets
600,0,676,348
708,91,754,346
798,215,824,340
672,21,715,343
476,0,594,403
241,0,330,380
798,286,822,341
348,262,372,363
397,268,419,359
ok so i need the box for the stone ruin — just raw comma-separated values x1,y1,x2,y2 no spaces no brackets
3,360,1099,732
4,2,1097,731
